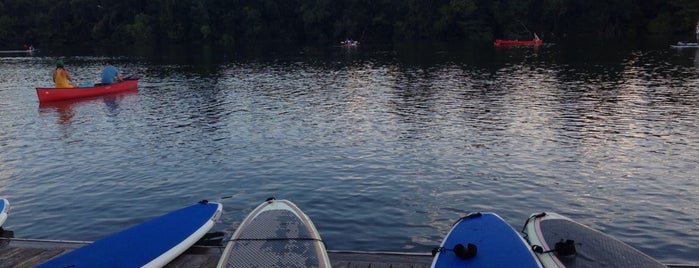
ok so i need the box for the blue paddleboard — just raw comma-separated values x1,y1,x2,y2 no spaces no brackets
0,198,9,227
431,212,542,268
37,200,222,268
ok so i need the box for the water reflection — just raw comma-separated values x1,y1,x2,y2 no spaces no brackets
38,90,138,125
1,44,698,264
39,100,76,125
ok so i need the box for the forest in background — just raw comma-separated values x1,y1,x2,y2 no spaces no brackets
1,0,699,48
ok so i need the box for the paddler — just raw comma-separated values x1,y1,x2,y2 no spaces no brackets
100,60,123,84
52,59,76,88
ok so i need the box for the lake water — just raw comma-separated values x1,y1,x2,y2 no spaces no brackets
1,42,698,264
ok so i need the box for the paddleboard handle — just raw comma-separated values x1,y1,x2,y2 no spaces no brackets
555,239,577,256
454,243,477,259
431,243,477,259
531,239,577,257
521,212,547,238
452,212,483,226
462,212,482,219
532,212,547,218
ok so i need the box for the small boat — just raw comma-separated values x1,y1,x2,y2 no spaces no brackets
0,49,37,53
0,48,39,55
340,40,360,47
36,77,139,102
670,42,698,48
494,39,543,46
495,33,542,46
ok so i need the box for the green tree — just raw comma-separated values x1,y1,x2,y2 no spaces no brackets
300,0,334,42
189,0,211,41
125,13,154,43
435,0,478,40
0,2,14,43
1,0,697,47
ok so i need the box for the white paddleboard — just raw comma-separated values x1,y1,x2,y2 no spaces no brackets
524,212,666,268
217,198,331,268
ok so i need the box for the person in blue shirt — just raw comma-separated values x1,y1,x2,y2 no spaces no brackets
101,61,123,84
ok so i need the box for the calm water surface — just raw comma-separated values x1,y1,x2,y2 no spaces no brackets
1,42,698,264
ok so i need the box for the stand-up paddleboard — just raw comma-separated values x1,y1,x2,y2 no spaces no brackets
431,212,542,268
217,197,331,268
37,200,222,268
671,42,698,48
0,49,38,53
523,212,666,268
0,199,9,227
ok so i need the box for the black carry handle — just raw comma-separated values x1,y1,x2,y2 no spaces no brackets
532,239,577,256
431,243,478,259
453,243,478,259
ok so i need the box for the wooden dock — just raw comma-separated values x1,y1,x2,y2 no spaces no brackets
0,237,433,268
0,237,696,268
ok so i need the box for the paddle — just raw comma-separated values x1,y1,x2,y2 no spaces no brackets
124,74,140,80
77,82,95,88
519,21,538,40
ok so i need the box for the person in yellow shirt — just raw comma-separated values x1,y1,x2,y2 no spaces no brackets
52,59,76,88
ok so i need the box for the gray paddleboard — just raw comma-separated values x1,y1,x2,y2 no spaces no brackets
524,212,666,268
217,198,331,268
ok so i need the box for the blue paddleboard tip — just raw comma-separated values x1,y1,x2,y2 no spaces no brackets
464,212,482,219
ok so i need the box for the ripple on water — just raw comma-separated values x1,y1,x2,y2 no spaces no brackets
0,47,698,264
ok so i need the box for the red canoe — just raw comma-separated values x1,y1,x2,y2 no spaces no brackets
36,79,138,102
494,39,543,46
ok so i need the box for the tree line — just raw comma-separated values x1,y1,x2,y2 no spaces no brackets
1,0,698,48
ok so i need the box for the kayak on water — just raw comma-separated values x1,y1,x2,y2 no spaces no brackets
494,39,543,46
495,32,543,46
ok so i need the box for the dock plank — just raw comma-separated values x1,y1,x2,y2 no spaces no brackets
0,237,696,268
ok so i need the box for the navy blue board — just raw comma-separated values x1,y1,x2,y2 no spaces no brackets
0,198,8,227
37,200,222,268
431,212,542,268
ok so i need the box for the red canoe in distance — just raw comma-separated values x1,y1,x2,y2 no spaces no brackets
494,39,543,46
36,79,138,102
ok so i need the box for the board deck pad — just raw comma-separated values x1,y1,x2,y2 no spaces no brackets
431,212,542,268
37,200,222,268
524,212,666,268
218,198,330,268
